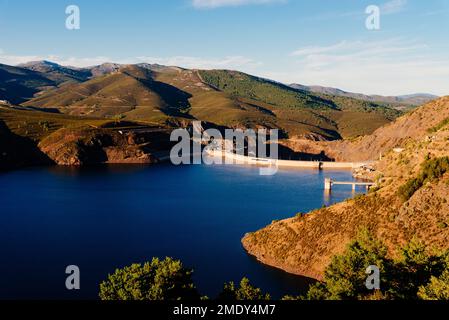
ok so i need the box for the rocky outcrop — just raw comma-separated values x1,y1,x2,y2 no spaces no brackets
38,127,159,166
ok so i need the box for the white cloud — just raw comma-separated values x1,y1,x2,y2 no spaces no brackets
381,0,407,14
0,53,115,68
192,0,284,9
283,39,449,96
0,51,260,71
136,55,261,69
290,41,351,57
2,38,448,97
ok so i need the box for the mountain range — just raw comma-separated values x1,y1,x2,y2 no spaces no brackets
289,83,438,110
0,60,440,141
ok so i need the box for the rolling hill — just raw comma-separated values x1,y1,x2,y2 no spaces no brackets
1,61,407,140
22,65,192,121
198,70,401,139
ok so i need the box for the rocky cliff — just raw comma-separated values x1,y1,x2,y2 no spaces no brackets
38,128,160,166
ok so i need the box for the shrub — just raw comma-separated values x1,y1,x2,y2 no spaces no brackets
218,278,270,300
302,233,449,300
438,222,448,229
390,240,448,299
427,117,449,133
398,157,449,201
295,212,306,219
418,270,449,300
99,257,200,301
304,230,390,300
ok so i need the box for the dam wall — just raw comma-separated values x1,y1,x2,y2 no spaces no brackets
207,150,369,169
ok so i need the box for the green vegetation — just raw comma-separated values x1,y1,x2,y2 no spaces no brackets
418,270,449,300
199,70,336,110
287,231,449,300
2,62,402,140
99,240,449,301
427,117,449,133
111,114,126,124
0,107,109,141
200,70,398,121
198,69,400,139
99,257,200,301
98,258,270,301
301,231,390,300
398,157,449,201
295,212,306,219
218,278,271,301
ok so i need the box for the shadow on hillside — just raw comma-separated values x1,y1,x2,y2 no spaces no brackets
139,78,194,119
232,142,333,161
319,128,342,141
0,120,54,170
278,144,333,161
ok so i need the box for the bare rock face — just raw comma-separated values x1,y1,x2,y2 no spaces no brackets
38,127,156,166
104,146,153,164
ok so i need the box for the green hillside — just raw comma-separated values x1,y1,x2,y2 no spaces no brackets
198,70,401,139
199,70,337,110
23,65,192,122
4,62,403,140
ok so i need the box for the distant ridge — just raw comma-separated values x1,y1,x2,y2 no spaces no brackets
18,60,92,84
290,83,439,110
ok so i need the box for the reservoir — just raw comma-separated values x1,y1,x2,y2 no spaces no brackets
0,163,360,299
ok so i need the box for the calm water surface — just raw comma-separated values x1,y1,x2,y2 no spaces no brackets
0,163,361,299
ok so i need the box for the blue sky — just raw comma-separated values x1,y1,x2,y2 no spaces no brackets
0,0,448,95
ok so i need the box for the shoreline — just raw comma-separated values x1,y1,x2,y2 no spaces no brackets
242,237,323,281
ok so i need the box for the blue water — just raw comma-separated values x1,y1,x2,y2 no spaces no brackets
0,163,360,300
